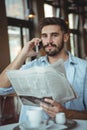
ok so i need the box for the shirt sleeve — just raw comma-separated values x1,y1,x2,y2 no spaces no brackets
0,87,15,95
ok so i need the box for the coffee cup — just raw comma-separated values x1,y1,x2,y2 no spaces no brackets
26,107,43,128
55,112,66,124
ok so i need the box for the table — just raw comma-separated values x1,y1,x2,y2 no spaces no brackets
0,120,87,130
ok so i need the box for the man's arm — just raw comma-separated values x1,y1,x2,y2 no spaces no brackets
40,98,87,120
0,38,41,88
0,51,27,88
64,109,87,120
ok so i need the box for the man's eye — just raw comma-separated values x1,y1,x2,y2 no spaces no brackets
42,34,47,38
53,34,58,37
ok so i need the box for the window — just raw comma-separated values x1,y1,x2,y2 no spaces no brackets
8,26,22,62
5,0,27,19
5,0,33,62
68,13,79,56
8,26,30,62
68,13,79,29
44,3,60,17
44,4,54,17
70,33,79,56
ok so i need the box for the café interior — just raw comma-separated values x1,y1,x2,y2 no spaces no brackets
0,0,87,126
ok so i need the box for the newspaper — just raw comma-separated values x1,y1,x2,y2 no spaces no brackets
6,59,77,103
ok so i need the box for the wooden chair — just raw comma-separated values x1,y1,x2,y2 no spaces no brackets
0,93,19,125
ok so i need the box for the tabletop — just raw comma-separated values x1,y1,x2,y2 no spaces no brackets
0,119,87,130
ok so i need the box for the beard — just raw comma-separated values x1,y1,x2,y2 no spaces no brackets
43,41,64,57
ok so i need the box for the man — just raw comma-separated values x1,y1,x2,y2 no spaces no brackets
0,17,87,119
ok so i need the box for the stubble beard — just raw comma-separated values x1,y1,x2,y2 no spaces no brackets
43,41,64,57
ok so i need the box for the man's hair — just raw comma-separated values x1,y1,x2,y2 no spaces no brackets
39,17,69,33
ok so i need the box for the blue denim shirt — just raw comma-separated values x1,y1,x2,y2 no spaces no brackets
0,52,87,111
64,53,87,111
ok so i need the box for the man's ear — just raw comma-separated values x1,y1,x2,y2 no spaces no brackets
63,33,69,43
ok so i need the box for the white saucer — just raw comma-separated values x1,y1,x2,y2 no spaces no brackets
53,119,77,130
13,119,77,130
65,119,77,129
17,120,54,130
41,120,54,129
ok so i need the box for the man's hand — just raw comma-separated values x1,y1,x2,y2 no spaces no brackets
40,98,87,120
21,38,41,58
40,98,65,118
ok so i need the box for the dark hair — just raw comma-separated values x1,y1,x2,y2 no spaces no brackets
39,17,69,33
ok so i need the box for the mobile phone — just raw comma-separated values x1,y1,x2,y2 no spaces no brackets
35,41,43,53
38,41,43,50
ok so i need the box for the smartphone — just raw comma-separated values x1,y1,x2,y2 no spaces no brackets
35,41,43,53
39,41,43,50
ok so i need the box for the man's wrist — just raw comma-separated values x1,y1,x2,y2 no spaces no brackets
63,109,74,119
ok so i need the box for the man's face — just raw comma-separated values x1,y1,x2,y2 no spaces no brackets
41,25,68,56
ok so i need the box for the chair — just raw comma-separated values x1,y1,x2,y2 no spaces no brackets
0,93,19,125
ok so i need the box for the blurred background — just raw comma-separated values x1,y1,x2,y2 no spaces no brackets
0,0,87,72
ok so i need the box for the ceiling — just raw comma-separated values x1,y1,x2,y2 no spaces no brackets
45,0,87,19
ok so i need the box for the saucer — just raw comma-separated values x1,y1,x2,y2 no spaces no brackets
13,119,77,130
65,119,77,129
53,119,77,130
13,120,54,130
41,120,54,129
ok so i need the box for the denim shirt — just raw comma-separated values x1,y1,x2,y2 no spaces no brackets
64,53,87,111
0,52,87,111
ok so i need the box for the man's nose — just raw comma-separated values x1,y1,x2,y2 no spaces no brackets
47,36,53,43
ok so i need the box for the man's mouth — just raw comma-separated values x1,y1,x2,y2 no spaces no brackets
44,43,57,49
46,45,53,50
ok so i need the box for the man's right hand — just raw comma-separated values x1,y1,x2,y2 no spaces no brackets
21,38,42,58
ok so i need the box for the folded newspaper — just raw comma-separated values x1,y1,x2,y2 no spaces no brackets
6,59,77,103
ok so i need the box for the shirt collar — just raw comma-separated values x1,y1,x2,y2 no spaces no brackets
40,55,49,64
40,51,77,65
67,51,77,65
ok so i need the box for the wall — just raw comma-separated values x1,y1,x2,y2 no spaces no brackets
0,0,10,72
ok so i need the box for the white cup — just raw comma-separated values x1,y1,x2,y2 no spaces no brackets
55,112,66,124
26,107,43,128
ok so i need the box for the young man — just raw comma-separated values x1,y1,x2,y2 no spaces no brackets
0,17,87,119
